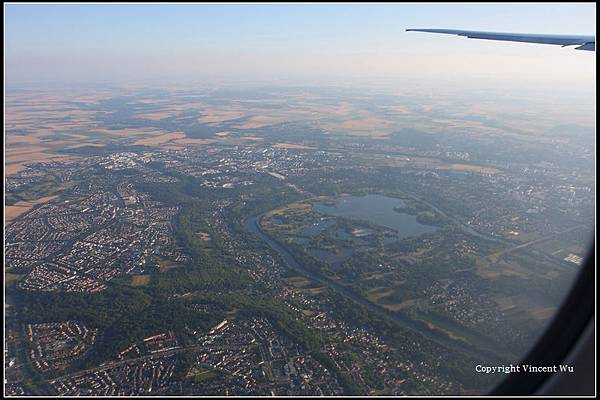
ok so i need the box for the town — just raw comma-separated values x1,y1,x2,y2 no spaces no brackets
4,100,593,396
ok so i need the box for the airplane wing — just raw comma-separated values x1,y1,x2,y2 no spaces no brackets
406,29,595,51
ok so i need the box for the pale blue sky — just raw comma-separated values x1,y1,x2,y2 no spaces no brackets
5,3,596,88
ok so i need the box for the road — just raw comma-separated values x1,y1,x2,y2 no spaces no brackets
491,224,587,258
50,343,249,382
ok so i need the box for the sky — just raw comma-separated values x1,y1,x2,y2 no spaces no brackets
4,3,597,92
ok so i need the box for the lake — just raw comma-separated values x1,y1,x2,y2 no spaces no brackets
313,194,438,240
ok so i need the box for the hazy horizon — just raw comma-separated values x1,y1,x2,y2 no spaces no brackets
5,3,596,92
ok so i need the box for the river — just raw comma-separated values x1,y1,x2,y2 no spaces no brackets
243,214,511,363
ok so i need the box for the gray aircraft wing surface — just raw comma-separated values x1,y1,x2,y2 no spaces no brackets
406,29,595,51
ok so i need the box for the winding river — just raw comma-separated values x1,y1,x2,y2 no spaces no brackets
243,213,512,363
